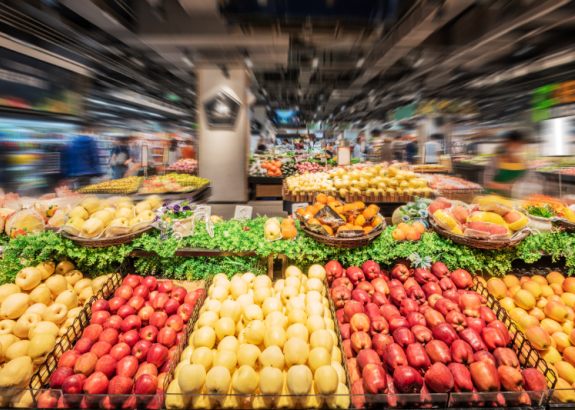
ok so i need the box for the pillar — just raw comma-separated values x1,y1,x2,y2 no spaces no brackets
198,67,249,202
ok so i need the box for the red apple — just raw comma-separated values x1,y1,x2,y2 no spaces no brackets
428,294,443,308
107,375,134,404
160,358,173,374
385,343,408,371
336,309,344,325
361,260,380,281
406,286,426,305
392,325,415,349
443,289,460,304
425,340,452,365
459,328,487,352
163,298,181,316
364,303,381,321
389,285,407,306
372,333,394,358
475,350,496,366
451,340,475,365
109,343,131,362
424,362,454,393
487,320,511,346
119,329,140,348
152,293,169,310
184,291,200,307
423,281,444,300
147,344,169,368
389,279,402,288
433,322,460,347
142,276,158,291
326,260,344,282
522,368,547,392
166,315,184,332
448,363,474,392
171,287,187,302
83,371,109,395
343,300,364,323
83,324,103,342
406,343,431,375
177,303,194,322
391,264,410,282
91,311,111,326
412,325,434,346
451,269,473,289
351,289,371,305
332,277,353,291
58,350,81,368
380,304,400,320
138,306,155,324
466,317,486,334
108,296,126,314
74,338,95,354
480,327,506,351
123,274,142,289
388,315,410,333
356,348,382,370
404,277,420,291
157,280,175,294
50,367,74,389
439,277,456,291
479,306,497,323
362,363,388,394
117,304,136,319
140,325,159,343
406,311,426,328
74,352,98,376
400,298,419,317
370,316,389,336
92,299,110,313
115,285,134,300
120,315,142,333
348,358,361,384
493,347,519,369
133,284,150,300
346,266,365,285
357,281,375,296
470,359,500,391
351,379,366,409
431,261,450,279
158,327,177,347
414,268,435,285
95,354,117,379
350,331,371,353
103,315,123,331
90,341,112,358
136,362,158,379
117,355,139,378
370,291,388,307
371,277,389,295
98,328,119,346
133,339,152,362
394,365,424,393
61,374,87,395
445,310,467,332
37,391,59,409
127,296,145,312
350,313,371,333
459,293,481,318
134,374,158,396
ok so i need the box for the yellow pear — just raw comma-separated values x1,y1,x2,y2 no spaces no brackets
258,367,284,395
81,218,104,238
205,366,230,394
232,365,258,394
69,206,89,220
284,337,309,367
237,343,260,368
258,345,284,369
286,365,313,395
191,346,213,371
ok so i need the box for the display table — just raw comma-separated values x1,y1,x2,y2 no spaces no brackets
248,176,283,200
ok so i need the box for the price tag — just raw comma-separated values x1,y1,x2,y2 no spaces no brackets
337,147,350,166
234,206,253,220
141,143,149,168
291,203,308,216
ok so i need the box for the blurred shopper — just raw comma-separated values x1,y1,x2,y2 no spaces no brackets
352,137,363,161
424,134,442,164
255,136,267,153
380,136,393,163
391,136,404,161
65,127,101,187
405,136,418,164
484,130,526,196
110,137,130,180
168,139,183,164
281,139,292,150
125,135,142,177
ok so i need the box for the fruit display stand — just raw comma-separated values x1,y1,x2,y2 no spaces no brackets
61,225,155,248
249,176,284,200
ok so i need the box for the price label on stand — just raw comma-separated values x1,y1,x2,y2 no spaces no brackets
234,206,253,220
291,203,308,216
337,147,350,166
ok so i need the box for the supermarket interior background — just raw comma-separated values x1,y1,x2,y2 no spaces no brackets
6,0,575,408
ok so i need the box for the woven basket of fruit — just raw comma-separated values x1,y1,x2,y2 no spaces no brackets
300,224,384,248
61,225,154,248
429,218,529,249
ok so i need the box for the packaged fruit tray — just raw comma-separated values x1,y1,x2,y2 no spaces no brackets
61,225,154,248
28,261,205,409
430,217,530,250
162,268,353,410
76,177,143,195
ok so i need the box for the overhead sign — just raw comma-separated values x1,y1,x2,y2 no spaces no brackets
388,100,479,121
532,81,575,122
203,89,242,129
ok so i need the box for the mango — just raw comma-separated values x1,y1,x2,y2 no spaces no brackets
514,290,536,310
487,278,507,299
562,293,575,308
547,271,566,286
564,278,575,294
545,302,569,323
542,318,563,335
540,346,562,364
564,346,575,367
522,281,543,299
525,326,552,350
553,378,575,402
502,274,520,288
517,315,539,333
555,361,575,385
500,297,516,312
553,332,573,353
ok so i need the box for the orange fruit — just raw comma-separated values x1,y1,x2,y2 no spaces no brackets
316,193,328,204
354,202,366,209
346,223,356,229
306,205,317,215
327,196,336,204
347,215,356,224
371,216,383,227
363,226,373,235
314,203,325,210
367,204,379,212
332,201,343,207
343,204,356,212
337,226,350,234
282,225,297,239
321,224,334,236
355,215,367,226
296,208,306,216
303,212,314,219
397,223,410,232
282,218,295,227
363,207,377,220
308,218,320,225
334,206,344,214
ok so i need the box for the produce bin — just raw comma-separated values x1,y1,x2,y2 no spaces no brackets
448,390,550,409
352,392,449,409
0,388,62,409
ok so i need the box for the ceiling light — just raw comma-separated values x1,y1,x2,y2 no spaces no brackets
86,98,109,106
413,58,424,67
244,56,253,68
312,57,319,68
356,58,365,67
182,57,194,67
513,45,535,57
266,105,271,110
295,105,299,110
317,106,321,111
314,114,317,118
341,105,346,111
262,89,268,96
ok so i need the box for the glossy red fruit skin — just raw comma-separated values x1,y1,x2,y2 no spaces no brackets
384,342,408,371
459,328,487,352
424,362,454,393
362,363,388,394
450,340,475,365
425,340,452,365
487,320,511,346
432,322,460,347
391,264,410,282
481,327,506,351
346,266,365,285
392,327,415,349
406,342,431,375
356,348,382,370
448,362,474,392
393,365,424,393
431,262,450,279
412,325,433,346
326,260,344,282
361,260,381,281
331,286,351,309
470,359,501,392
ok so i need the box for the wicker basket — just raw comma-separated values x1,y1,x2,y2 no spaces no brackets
429,218,529,249
551,216,575,232
61,226,154,248
300,224,384,248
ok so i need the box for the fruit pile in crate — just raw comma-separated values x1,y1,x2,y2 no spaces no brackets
326,259,550,408
486,272,575,401
47,275,202,408
165,268,350,410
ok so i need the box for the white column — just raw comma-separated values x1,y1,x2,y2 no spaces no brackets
198,67,249,202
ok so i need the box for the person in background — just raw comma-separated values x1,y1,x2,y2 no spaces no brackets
255,136,267,154
110,137,130,180
125,135,142,177
391,136,404,161
484,130,526,197
424,134,442,164
281,139,292,151
352,137,363,160
65,127,101,187
168,139,183,165
405,136,418,164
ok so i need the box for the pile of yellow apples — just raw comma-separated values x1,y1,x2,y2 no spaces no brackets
329,165,432,199
165,266,350,409
0,260,111,407
486,272,575,401
64,195,162,238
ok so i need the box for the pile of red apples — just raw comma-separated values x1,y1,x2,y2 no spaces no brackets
327,259,549,408
41,275,203,409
